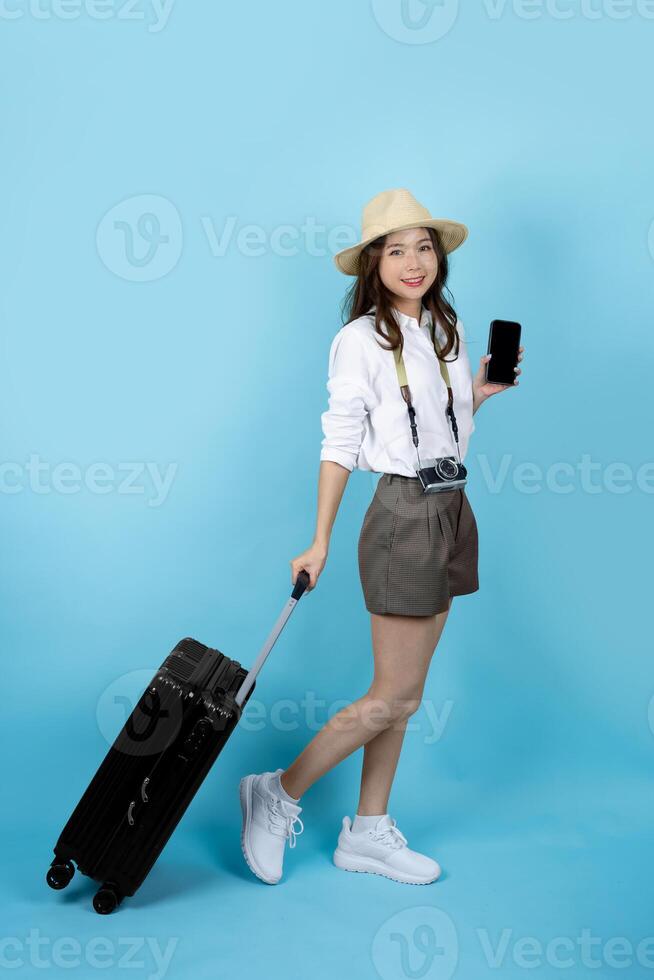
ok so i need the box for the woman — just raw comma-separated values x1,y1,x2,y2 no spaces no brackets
239,188,524,886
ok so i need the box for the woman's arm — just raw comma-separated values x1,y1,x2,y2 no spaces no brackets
289,461,349,590
290,328,372,590
313,460,350,553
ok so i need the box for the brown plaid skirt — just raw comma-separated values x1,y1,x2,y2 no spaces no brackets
358,472,479,616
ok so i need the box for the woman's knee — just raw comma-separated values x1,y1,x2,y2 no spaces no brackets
365,685,424,727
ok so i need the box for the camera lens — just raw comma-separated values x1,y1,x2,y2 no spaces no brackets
436,458,458,480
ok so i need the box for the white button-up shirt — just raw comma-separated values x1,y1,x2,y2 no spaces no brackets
320,305,475,477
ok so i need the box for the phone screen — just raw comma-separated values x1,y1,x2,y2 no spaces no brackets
486,320,521,386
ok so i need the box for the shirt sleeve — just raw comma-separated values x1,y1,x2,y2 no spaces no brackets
319,327,373,472
457,318,475,433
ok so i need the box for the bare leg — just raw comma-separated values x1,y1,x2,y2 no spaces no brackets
356,602,451,815
280,600,451,801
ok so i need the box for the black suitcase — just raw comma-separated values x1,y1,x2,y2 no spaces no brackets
45,571,310,914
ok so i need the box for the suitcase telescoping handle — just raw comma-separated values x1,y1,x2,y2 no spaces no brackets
234,570,311,709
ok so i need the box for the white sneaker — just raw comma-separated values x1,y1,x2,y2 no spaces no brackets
333,814,441,885
239,769,304,884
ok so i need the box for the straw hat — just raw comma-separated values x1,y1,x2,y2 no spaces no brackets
333,188,468,276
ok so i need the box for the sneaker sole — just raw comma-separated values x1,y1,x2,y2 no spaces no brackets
239,775,280,885
332,846,441,885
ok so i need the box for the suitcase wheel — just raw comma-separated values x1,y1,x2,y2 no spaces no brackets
46,860,75,890
93,882,123,915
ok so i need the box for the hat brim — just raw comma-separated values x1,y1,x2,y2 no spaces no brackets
333,218,468,276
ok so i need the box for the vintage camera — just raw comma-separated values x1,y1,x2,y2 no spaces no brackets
416,456,467,494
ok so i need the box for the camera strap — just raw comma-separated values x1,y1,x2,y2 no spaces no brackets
392,319,463,466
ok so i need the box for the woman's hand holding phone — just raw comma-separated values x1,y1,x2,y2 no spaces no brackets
472,319,525,412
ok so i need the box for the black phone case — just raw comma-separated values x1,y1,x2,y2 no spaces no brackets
486,319,521,385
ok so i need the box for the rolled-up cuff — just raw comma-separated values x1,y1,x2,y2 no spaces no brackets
319,449,356,472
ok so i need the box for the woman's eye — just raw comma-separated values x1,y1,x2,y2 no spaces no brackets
419,244,432,252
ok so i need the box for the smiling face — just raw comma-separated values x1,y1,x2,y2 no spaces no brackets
377,226,438,315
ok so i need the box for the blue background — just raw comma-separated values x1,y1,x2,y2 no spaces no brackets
1,1,652,978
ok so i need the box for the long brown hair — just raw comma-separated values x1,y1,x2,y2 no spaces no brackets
340,226,460,362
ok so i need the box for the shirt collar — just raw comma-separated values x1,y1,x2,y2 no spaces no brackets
367,304,433,333
395,305,432,332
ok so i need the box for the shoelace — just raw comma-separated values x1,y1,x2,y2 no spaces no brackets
370,819,407,850
267,799,304,848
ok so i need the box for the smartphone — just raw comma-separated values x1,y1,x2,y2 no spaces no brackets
486,320,522,386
